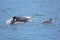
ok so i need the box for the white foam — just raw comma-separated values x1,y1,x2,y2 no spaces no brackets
6,18,13,24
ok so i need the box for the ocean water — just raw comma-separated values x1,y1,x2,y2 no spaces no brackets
0,0,60,40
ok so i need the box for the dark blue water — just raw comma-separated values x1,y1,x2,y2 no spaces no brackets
0,0,60,40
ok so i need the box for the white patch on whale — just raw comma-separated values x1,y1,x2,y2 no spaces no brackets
25,16,32,21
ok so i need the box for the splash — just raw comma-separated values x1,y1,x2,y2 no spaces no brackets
6,18,13,24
